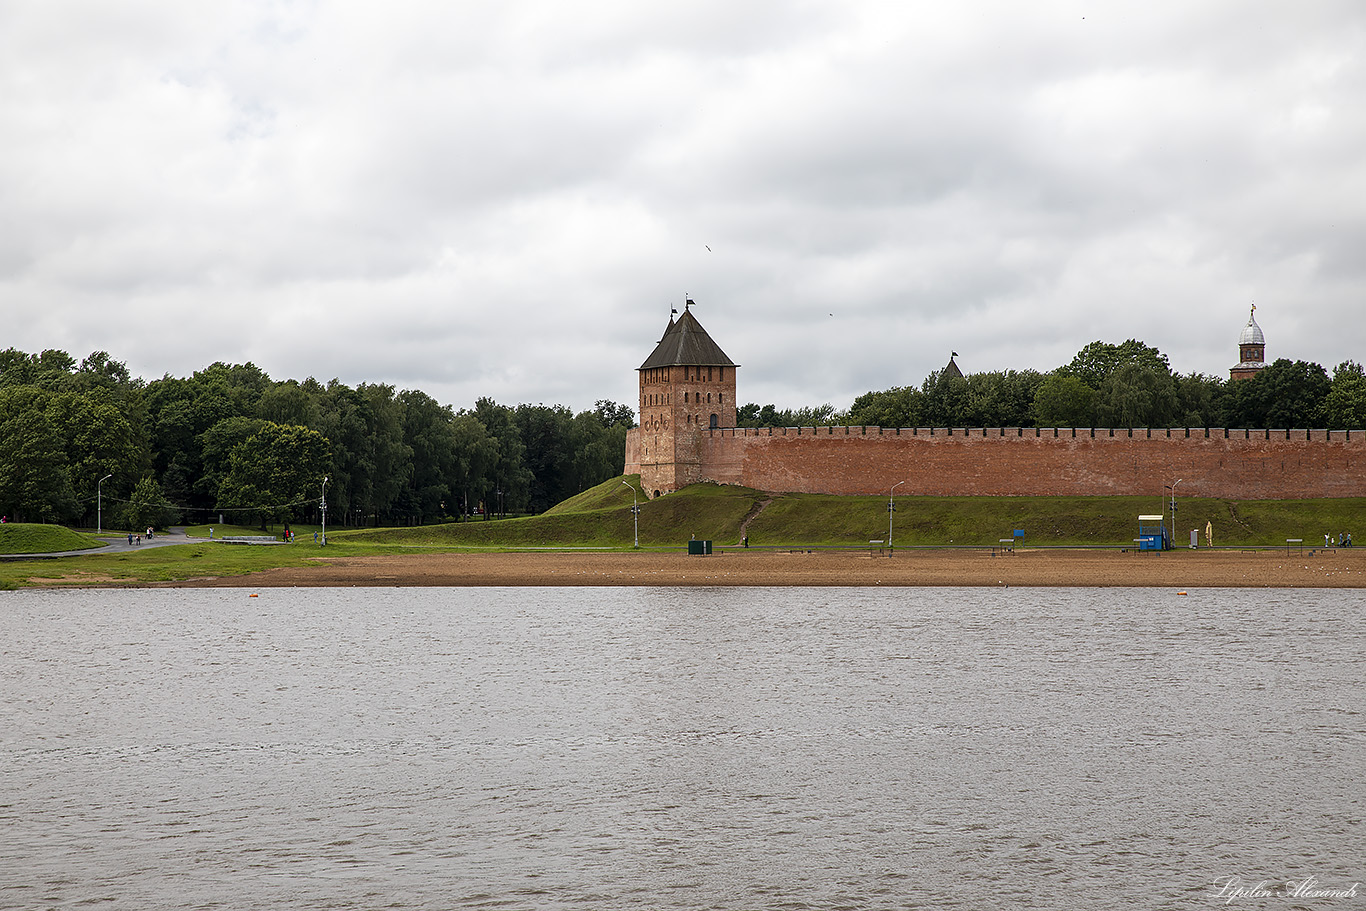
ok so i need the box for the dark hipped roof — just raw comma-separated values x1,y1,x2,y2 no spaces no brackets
638,309,737,370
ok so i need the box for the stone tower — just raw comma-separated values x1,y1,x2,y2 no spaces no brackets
1230,305,1266,381
635,304,738,497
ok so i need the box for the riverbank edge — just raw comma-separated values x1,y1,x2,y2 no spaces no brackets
27,547,1343,589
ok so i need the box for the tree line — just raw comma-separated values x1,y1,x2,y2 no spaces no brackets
739,340,1366,432
6,339,1363,528
0,348,635,528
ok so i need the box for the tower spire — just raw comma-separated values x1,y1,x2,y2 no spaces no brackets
1230,304,1266,381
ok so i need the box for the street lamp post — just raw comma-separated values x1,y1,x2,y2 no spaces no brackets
622,480,640,548
320,476,329,546
1165,479,1182,551
97,474,112,533
888,480,906,554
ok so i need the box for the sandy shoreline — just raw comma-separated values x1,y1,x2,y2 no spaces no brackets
139,546,1366,588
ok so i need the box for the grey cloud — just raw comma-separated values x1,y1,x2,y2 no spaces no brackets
2,0,1364,414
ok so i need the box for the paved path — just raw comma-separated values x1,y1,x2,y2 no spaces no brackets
0,527,198,559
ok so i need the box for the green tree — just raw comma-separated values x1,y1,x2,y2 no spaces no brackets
1032,374,1098,427
0,348,77,390
316,382,412,526
1317,361,1366,429
124,476,178,531
449,412,499,518
216,422,332,527
736,403,842,428
1063,340,1170,389
143,363,275,515
357,384,412,523
473,398,531,515
0,386,77,523
45,389,145,522
1223,359,1330,428
920,367,970,426
397,389,459,522
198,416,269,506
1096,363,1179,427
514,403,579,512
569,407,630,494
593,400,637,428
1172,373,1227,427
73,350,135,390
847,386,925,428
258,379,322,427
959,370,1044,427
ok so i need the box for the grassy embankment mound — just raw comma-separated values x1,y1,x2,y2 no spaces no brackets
340,475,1363,550
0,523,106,555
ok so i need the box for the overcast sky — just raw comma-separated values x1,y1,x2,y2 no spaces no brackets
4,1,1363,414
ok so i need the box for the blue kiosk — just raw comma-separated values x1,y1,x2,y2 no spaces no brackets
1138,514,1171,551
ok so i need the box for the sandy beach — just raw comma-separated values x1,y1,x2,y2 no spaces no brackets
152,545,1366,588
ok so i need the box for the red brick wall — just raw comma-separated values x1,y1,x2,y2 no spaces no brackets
627,426,1366,499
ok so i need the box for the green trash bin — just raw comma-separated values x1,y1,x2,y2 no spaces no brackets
688,539,705,555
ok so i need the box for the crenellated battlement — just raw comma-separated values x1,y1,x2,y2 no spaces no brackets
701,426,1365,442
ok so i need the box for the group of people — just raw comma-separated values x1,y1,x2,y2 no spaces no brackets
1324,533,1354,547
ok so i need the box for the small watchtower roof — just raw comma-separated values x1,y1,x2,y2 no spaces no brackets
638,307,737,370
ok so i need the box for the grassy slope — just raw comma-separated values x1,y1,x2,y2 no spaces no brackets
339,476,765,548
751,493,1364,547
1,481,1359,589
336,479,1363,550
0,523,106,554
542,474,645,516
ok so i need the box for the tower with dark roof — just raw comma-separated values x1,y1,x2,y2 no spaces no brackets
1230,306,1266,381
635,304,738,497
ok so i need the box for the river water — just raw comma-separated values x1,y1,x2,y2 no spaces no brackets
1,587,1361,910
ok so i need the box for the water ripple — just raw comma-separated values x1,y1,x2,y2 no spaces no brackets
1,586,1362,910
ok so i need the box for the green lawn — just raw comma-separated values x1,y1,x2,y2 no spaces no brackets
1,478,1360,589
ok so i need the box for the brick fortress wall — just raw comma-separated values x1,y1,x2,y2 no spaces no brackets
625,426,1366,499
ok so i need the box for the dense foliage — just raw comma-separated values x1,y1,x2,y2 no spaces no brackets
0,348,633,528
4,338,1363,528
839,342,1366,433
